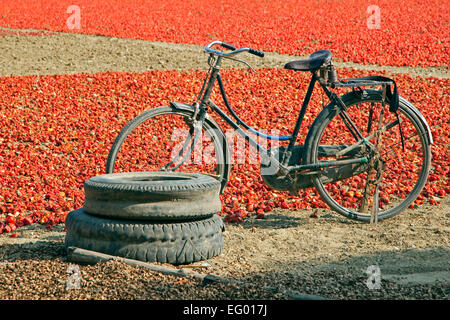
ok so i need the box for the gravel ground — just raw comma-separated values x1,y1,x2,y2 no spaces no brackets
0,258,286,300
0,198,448,300
0,30,448,301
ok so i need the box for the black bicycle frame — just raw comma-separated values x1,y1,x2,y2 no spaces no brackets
193,56,368,173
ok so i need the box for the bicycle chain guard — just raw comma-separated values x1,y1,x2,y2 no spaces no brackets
260,146,314,194
261,145,372,195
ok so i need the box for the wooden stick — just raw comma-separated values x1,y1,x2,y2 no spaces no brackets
66,246,328,300
66,246,229,283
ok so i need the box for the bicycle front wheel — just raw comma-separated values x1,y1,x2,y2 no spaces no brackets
106,105,230,192
304,90,431,222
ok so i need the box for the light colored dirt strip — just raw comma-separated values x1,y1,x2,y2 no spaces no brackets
1,27,448,78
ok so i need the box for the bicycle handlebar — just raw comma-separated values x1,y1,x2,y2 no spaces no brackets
248,48,265,58
205,41,265,58
220,41,236,51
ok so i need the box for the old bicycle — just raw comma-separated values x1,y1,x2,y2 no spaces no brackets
106,41,432,222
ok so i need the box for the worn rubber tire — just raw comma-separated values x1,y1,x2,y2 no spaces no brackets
83,171,222,220
64,209,225,265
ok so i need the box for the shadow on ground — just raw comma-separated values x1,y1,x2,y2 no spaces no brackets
1,228,448,299
237,245,450,299
240,209,361,230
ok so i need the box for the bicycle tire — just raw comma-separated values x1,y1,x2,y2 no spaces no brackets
304,89,431,221
106,105,230,193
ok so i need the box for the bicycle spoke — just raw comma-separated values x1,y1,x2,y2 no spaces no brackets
170,125,202,171
379,130,425,161
336,118,399,157
106,107,228,191
338,109,365,142
308,90,430,222
161,125,195,170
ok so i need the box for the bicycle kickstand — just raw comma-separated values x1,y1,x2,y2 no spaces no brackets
370,99,386,225
370,159,385,225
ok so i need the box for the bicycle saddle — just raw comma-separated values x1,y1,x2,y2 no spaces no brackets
284,50,332,71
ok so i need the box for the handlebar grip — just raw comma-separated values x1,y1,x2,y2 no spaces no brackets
220,42,236,51
248,48,265,58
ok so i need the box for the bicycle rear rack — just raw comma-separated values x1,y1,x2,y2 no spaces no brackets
332,78,394,88
318,64,395,89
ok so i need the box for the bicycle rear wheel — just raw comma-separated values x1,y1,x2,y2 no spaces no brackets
106,105,230,192
304,90,431,221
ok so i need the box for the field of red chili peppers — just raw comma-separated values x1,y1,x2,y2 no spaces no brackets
0,67,448,230
0,0,448,67
0,0,449,302
0,0,448,231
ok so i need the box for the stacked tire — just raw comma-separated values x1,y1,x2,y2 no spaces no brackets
65,172,225,265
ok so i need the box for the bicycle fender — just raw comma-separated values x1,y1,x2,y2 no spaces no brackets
169,101,195,111
169,102,225,135
329,91,433,146
398,97,433,145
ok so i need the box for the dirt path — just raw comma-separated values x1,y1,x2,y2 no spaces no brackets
1,28,448,78
0,29,449,300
